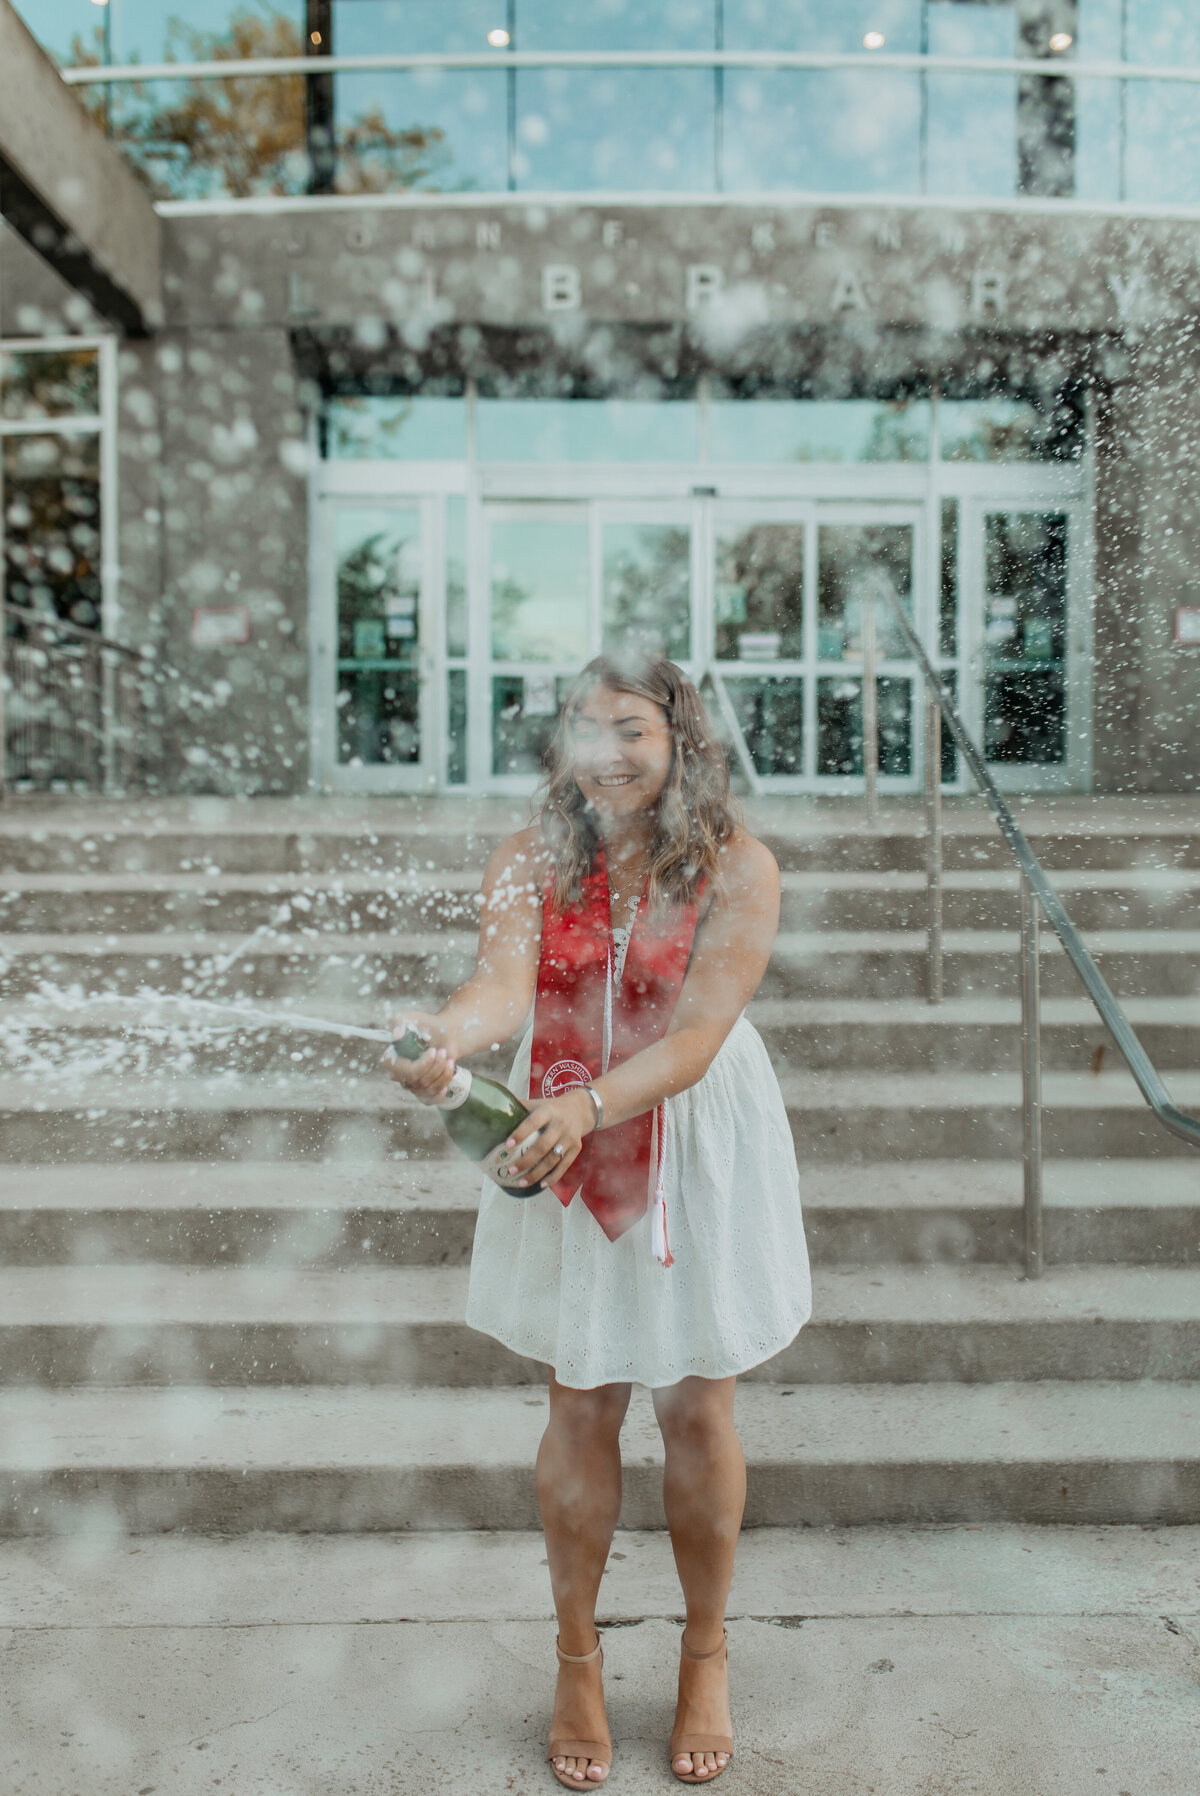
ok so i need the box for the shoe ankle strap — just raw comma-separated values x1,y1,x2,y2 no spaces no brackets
680,1627,727,1660
556,1632,602,1663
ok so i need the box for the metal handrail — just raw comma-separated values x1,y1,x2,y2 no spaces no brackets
2,603,156,794
861,584,1200,1275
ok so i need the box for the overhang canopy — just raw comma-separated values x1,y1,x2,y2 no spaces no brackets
0,0,161,335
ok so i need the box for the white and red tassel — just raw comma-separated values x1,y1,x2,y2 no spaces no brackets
650,1102,674,1267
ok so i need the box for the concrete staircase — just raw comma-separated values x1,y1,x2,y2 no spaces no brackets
1,795,1198,1534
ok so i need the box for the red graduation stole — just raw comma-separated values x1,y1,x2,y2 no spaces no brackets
530,842,704,1259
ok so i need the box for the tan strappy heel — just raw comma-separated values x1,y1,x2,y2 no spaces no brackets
548,1632,612,1788
669,1627,733,1784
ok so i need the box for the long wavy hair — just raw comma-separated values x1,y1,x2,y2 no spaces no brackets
536,654,742,912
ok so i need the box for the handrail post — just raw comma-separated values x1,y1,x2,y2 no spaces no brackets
924,694,943,1004
861,592,878,825
1020,877,1044,1278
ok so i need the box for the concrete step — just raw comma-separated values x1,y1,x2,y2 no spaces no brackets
3,1380,1198,1531
8,1520,1199,1625
2,866,1197,935
5,995,1197,1079
2,1263,1198,1388
1,1160,1196,1268
2,795,1198,874
0,1065,1196,1161
3,927,1198,1001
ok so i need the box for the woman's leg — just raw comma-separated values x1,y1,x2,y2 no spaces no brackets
652,1374,745,1780
537,1368,633,1785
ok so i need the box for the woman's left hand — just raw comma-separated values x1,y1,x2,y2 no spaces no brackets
495,1090,597,1188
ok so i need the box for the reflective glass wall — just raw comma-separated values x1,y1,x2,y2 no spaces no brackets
17,0,1200,204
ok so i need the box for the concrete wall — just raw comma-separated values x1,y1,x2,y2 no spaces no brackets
151,325,310,793
1110,328,1200,792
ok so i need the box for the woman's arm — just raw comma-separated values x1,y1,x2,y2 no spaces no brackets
384,827,546,1100
500,831,780,1187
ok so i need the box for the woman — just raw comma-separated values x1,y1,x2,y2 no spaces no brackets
385,654,811,1787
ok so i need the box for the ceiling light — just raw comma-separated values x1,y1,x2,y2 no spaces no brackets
309,29,322,44
487,28,511,47
1049,31,1073,50
89,0,109,8
863,30,886,49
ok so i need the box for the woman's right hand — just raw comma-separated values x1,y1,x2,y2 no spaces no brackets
383,1008,461,1105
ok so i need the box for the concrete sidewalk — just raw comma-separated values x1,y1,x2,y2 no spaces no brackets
2,1526,1198,1795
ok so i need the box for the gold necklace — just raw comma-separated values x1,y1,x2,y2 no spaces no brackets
607,853,650,920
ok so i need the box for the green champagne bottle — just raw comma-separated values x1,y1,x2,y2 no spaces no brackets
386,1024,545,1195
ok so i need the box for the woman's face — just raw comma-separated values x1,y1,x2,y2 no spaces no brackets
569,684,673,824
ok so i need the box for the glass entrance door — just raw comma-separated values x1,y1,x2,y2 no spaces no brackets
481,500,697,784
312,497,436,792
958,501,1085,789
706,501,927,792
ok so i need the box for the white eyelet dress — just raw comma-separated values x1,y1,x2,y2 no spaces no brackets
464,911,812,1390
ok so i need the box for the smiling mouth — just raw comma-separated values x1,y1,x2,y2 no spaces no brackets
593,775,637,787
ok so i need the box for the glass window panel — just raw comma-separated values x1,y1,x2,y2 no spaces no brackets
709,398,930,463
939,499,958,658
817,523,913,662
1122,0,1200,64
1125,81,1200,203
939,398,1066,462
938,667,959,784
519,0,716,49
337,668,421,765
515,68,713,190
817,675,912,776
984,671,1065,763
601,522,691,660
10,0,110,65
726,676,806,777
111,76,308,200
925,4,1017,197
492,672,573,775
1076,0,1123,58
1,349,100,423
3,434,102,629
323,396,468,459
334,69,507,192
714,522,805,662
1073,77,1122,203
983,511,1067,765
477,399,700,461
723,69,920,192
724,0,921,52
490,516,590,662
335,507,422,765
926,1,1015,60
332,0,504,55
113,1,304,61
446,495,468,659
447,668,468,784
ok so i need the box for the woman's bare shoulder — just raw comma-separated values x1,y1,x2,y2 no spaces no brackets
482,825,554,889
713,827,780,891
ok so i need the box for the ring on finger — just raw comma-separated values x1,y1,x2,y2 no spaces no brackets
553,1143,566,1157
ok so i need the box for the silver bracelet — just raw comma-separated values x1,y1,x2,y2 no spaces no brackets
583,1085,605,1133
